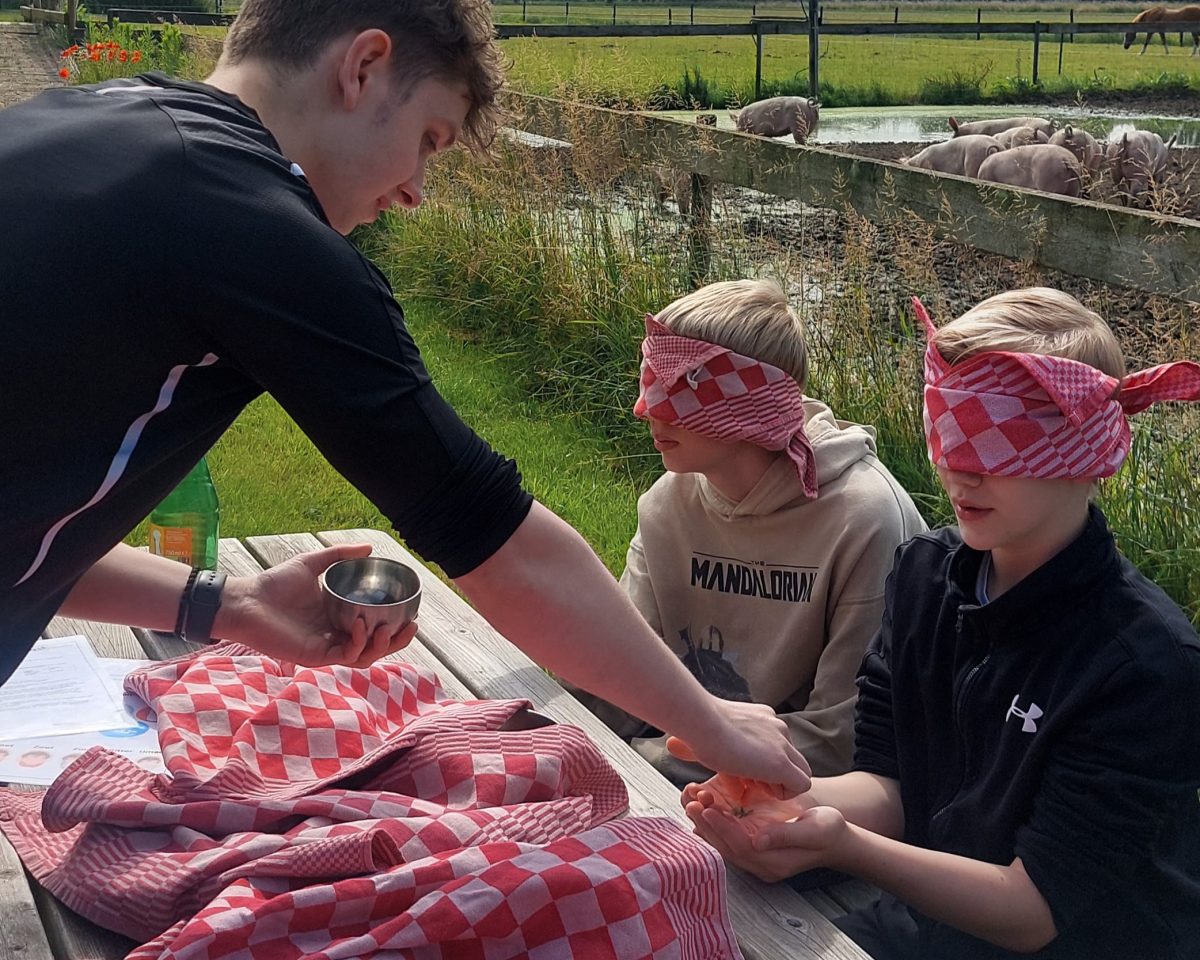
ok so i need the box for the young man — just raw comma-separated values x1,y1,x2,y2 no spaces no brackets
0,1,810,794
677,288,1200,958
573,280,925,785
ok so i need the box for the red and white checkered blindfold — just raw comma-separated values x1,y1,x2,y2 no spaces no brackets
633,315,817,497
916,297,1200,479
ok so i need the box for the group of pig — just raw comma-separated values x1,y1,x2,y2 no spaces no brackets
726,96,1178,206
903,115,1177,204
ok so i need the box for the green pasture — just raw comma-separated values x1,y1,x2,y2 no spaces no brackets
491,2,1146,26
503,31,1200,106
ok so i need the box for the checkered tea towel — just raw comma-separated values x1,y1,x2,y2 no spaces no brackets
917,297,1200,478
633,315,817,498
0,645,742,960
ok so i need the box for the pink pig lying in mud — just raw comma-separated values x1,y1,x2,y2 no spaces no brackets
977,144,1085,198
730,96,821,144
1105,129,1179,204
901,135,1003,178
994,125,1051,149
948,116,1057,139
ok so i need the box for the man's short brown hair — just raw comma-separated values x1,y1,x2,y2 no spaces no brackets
223,0,504,150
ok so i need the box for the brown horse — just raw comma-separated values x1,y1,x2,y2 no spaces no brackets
1124,5,1200,55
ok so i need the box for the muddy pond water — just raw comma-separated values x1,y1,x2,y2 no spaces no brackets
662,104,1200,146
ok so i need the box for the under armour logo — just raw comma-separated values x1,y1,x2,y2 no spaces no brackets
1005,695,1043,733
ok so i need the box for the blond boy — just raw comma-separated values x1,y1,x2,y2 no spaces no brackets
681,288,1200,960
576,279,925,784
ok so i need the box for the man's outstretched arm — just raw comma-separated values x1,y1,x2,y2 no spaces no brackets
455,500,812,795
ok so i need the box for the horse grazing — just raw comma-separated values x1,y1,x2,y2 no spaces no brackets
1124,5,1200,55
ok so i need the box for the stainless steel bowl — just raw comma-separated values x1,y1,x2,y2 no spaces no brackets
319,557,422,636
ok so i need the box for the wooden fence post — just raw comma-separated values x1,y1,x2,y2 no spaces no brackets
611,3,616,26
893,7,899,24
754,23,763,99
1058,27,1065,73
976,8,982,41
668,7,672,25
686,172,713,288
564,1,569,23
67,0,77,33
691,3,695,25
1069,8,1075,42
1032,21,1041,85
808,0,820,98
522,0,527,23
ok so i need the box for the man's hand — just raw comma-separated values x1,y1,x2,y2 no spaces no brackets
666,709,813,799
218,543,416,667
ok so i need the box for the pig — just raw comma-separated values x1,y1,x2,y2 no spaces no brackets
730,96,820,144
1105,129,1178,204
1049,124,1105,173
900,135,1004,179
949,116,1057,139
976,144,1085,198
994,125,1051,149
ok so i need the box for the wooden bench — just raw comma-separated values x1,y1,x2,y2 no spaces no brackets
1,529,878,960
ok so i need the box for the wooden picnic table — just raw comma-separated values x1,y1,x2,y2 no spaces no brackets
1,529,876,960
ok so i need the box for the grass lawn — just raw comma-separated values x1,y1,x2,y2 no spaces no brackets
503,31,1200,105
128,302,645,578
491,2,1145,25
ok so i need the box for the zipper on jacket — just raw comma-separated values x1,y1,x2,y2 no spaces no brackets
930,610,991,826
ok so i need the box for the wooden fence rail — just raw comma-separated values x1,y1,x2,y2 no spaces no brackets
508,93,1200,302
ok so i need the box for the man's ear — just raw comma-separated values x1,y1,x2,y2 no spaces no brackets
336,28,393,112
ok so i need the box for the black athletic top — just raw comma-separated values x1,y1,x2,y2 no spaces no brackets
853,508,1200,958
0,74,532,684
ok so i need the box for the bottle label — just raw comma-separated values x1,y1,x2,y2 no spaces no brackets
148,524,194,566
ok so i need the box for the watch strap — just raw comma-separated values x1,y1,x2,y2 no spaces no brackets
180,569,226,644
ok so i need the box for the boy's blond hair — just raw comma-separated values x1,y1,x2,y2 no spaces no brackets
935,288,1125,379
656,279,808,387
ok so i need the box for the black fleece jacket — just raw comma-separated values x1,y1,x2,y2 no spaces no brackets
854,506,1200,959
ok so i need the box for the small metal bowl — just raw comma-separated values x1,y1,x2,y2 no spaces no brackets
319,557,422,636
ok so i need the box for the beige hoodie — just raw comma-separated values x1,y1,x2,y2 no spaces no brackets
575,399,926,783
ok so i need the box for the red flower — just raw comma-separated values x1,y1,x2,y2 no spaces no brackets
132,50,142,63
58,67,69,79
119,50,128,63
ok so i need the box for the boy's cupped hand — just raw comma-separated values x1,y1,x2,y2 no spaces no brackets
670,736,847,883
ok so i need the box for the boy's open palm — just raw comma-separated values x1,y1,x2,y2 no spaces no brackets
682,782,849,883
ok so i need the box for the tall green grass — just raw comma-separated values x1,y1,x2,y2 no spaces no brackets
367,116,1200,624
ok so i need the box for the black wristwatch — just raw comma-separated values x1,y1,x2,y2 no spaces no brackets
175,569,227,644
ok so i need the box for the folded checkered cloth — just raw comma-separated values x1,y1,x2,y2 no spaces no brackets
0,645,741,960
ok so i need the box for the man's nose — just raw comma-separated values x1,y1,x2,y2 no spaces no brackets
395,166,426,210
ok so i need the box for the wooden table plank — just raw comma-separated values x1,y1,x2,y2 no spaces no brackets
0,835,54,960
25,620,145,960
317,528,871,960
